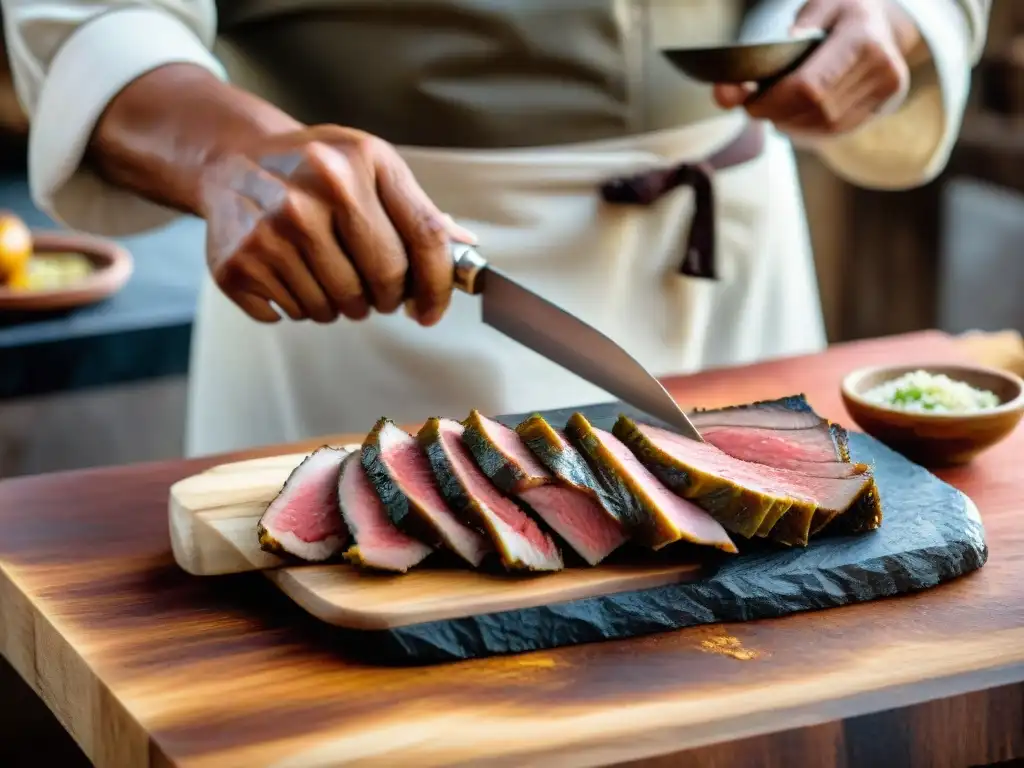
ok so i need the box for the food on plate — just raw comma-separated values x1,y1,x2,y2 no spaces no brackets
418,417,564,572
0,211,32,283
862,370,1000,414
256,446,350,561
0,211,95,292
253,394,885,572
463,410,628,566
613,416,876,547
565,413,738,553
362,417,492,567
19,252,95,290
338,452,433,572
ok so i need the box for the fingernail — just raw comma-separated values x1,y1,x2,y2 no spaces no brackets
789,24,822,38
443,213,478,245
421,305,447,327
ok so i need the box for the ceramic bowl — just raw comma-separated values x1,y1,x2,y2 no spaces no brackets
660,29,826,85
0,230,133,311
841,363,1024,467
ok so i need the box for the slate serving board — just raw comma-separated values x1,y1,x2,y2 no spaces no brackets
328,401,988,665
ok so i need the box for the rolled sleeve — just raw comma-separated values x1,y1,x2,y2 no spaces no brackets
4,3,227,235
813,0,990,190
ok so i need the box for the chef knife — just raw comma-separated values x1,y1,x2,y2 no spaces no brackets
451,242,704,442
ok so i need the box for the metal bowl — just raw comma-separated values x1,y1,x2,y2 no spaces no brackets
660,29,826,85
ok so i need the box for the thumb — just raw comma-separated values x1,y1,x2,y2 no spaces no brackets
791,0,841,33
713,82,757,109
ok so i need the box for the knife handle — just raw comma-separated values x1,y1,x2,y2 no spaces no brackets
452,241,488,296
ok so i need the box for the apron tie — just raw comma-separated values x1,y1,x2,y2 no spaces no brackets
599,121,765,280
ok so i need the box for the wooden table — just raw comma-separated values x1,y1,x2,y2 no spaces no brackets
1,330,1023,768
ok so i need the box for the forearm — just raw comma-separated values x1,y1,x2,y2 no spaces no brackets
89,63,303,218
814,0,990,189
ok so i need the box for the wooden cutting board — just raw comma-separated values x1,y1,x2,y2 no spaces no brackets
168,445,708,631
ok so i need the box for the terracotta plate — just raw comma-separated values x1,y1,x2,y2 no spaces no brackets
0,230,133,311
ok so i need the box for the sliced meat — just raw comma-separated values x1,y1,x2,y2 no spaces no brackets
463,409,551,493
613,416,873,546
362,417,492,567
515,485,627,566
820,424,884,535
338,452,433,573
564,412,738,554
516,413,633,527
700,424,867,478
688,394,825,430
693,398,884,535
418,417,564,572
701,419,840,463
463,410,627,566
257,446,349,562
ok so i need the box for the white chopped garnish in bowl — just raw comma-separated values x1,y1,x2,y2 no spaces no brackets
862,370,1000,414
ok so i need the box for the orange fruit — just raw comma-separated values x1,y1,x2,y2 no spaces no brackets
0,212,32,280
5,266,31,291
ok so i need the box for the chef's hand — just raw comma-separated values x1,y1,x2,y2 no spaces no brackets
198,125,476,326
713,0,923,135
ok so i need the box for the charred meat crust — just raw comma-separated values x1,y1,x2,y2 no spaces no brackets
463,411,627,566
827,423,884,534
564,412,736,553
418,417,563,571
685,398,884,540
688,394,823,428
418,418,487,537
562,413,648,532
613,416,794,540
462,409,544,494
361,417,441,547
516,414,630,526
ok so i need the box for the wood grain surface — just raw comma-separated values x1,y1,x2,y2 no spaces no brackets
2,331,1024,768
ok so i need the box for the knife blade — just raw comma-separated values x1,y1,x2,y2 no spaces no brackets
451,242,703,442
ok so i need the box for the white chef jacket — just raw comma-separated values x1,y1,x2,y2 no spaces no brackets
0,0,991,456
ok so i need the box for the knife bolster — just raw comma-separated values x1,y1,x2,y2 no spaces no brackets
452,243,488,295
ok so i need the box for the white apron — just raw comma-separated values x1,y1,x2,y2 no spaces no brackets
185,112,826,457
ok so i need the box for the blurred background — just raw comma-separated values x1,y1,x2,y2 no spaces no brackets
0,1,1021,479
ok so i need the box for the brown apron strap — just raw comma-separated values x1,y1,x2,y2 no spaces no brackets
599,120,767,279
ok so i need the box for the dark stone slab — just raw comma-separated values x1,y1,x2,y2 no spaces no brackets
335,401,988,665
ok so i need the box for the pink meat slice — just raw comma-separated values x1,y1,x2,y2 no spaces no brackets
337,453,433,573
517,485,628,566
466,412,627,565
429,419,563,572
256,446,349,562
374,421,492,567
634,423,870,513
700,425,865,478
589,424,738,553
471,412,552,487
